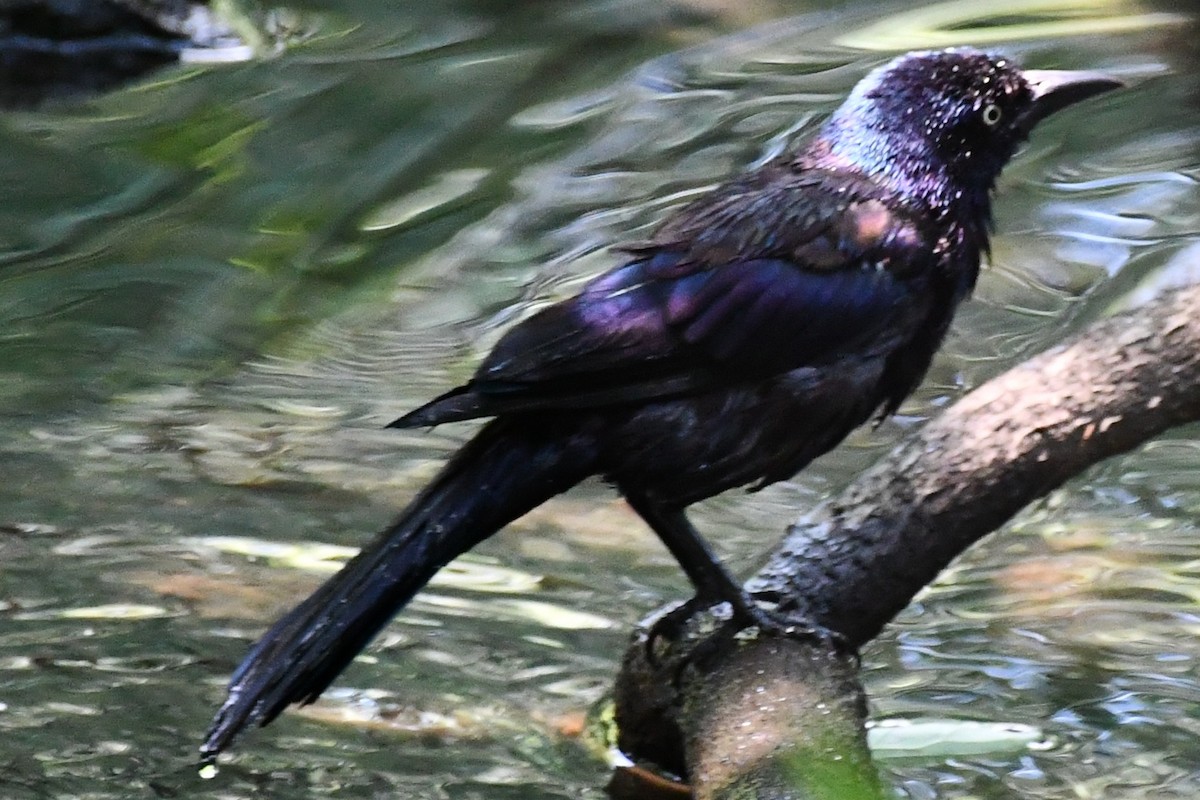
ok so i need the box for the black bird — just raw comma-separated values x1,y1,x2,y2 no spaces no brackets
203,48,1120,759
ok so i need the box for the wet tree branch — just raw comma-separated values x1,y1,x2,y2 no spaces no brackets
612,282,1200,799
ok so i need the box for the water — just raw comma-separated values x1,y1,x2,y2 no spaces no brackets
0,0,1197,797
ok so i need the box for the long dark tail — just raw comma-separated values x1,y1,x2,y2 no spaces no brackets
202,417,596,760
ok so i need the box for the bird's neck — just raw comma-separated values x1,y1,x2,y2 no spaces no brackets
792,126,993,301
797,115,995,241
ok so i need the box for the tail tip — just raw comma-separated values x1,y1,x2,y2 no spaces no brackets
385,411,424,429
387,390,486,429
200,717,237,764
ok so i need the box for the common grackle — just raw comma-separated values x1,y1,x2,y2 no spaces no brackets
203,48,1121,759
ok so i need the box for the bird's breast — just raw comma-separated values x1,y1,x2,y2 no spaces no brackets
598,357,890,506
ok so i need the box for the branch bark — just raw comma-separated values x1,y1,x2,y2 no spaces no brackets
612,281,1200,799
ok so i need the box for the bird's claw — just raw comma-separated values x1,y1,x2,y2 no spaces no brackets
727,592,857,659
642,596,705,664
642,590,858,670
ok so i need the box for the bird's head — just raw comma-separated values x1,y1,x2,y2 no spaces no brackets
812,48,1123,212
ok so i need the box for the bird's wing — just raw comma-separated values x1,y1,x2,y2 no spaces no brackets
392,171,933,427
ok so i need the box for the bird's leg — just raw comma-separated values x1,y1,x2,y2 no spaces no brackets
624,492,755,621
623,491,849,655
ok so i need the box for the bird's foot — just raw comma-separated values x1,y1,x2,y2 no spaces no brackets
642,596,707,663
729,597,854,662
727,594,855,660
642,589,856,668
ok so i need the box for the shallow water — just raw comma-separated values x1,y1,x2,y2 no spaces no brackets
0,0,1197,797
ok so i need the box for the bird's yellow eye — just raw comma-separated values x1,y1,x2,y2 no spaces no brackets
982,103,1002,126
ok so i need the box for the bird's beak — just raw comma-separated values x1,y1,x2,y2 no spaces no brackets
1019,69,1125,131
